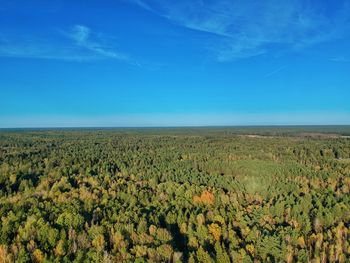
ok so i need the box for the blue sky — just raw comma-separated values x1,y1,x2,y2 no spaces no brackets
0,0,350,127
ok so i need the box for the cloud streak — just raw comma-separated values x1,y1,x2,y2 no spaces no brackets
263,65,288,78
331,56,350,63
0,25,137,64
131,0,350,61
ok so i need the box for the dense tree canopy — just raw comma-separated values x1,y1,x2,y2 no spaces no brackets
0,127,350,262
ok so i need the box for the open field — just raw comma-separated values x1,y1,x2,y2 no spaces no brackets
1,126,350,262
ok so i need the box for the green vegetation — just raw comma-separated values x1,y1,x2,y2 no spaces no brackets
1,127,350,262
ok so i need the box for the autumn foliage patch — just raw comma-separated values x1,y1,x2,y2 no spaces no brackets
193,190,215,205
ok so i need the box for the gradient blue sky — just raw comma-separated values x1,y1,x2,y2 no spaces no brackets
1,0,350,127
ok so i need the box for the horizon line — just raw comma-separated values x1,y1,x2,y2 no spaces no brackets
1,124,350,130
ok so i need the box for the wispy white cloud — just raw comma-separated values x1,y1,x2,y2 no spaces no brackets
0,25,138,64
67,25,138,65
130,0,350,61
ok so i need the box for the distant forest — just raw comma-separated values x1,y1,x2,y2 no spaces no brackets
1,127,350,262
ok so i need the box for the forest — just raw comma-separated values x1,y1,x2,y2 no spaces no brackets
0,126,350,262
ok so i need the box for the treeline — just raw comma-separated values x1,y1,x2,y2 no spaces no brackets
0,130,350,262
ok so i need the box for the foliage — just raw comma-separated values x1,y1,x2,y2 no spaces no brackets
0,127,350,262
